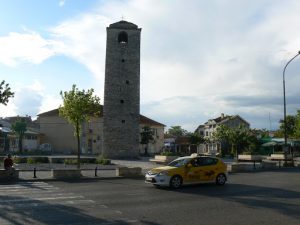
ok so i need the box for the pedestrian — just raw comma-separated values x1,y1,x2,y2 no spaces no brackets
4,154,14,171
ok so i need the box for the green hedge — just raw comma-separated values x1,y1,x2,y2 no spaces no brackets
64,159,78,165
27,157,49,164
14,157,27,163
96,156,111,165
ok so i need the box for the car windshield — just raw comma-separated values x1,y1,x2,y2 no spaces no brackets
167,158,191,167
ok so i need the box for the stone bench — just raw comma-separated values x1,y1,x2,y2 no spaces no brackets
270,154,292,160
0,169,19,180
51,169,82,179
116,167,142,177
149,155,178,164
238,155,263,162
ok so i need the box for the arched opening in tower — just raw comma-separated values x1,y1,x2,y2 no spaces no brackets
118,31,128,43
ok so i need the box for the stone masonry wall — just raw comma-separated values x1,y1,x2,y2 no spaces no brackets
103,22,141,158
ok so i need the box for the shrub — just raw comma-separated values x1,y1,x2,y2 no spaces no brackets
27,158,33,164
96,155,111,165
64,159,78,165
160,151,180,156
14,157,27,163
27,157,49,164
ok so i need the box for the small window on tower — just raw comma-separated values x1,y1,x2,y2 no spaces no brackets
121,59,125,62
120,100,124,104
126,80,130,84
118,31,128,44
122,120,125,123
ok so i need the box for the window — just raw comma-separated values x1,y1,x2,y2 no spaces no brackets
120,100,124,104
126,80,130,84
198,157,218,166
121,59,125,62
118,31,128,43
122,120,125,123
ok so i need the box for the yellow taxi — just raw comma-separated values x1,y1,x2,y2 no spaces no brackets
145,154,228,188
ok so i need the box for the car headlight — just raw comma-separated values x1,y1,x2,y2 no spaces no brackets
157,171,168,176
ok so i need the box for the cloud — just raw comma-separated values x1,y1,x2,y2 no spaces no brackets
49,14,110,82
1,0,300,131
0,31,60,66
59,0,66,7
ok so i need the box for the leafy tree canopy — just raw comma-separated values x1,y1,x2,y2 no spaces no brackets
166,126,188,137
0,80,14,105
59,84,101,134
275,111,300,138
189,132,204,145
140,126,154,145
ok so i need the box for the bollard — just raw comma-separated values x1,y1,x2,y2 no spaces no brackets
95,166,98,177
253,161,256,170
33,167,37,178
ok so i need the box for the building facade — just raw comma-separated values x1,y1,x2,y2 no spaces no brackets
103,21,142,158
37,109,165,155
0,117,40,153
195,113,250,155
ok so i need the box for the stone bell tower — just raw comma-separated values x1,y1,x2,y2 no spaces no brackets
102,21,141,158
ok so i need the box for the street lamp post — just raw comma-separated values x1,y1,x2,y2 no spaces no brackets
282,50,300,166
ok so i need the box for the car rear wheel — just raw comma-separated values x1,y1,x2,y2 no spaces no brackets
216,173,226,185
170,175,182,188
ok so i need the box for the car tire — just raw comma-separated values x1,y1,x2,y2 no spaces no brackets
216,173,226,185
169,175,182,188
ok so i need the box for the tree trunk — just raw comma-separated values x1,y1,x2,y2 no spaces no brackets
18,136,23,153
76,121,81,169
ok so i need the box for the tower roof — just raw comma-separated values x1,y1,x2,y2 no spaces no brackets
108,20,138,29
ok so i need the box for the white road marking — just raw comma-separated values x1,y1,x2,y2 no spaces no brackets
0,182,94,207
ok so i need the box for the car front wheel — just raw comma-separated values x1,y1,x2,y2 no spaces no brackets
170,175,182,188
216,173,226,185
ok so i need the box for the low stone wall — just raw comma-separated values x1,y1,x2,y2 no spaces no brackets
230,163,260,172
0,169,19,180
51,169,82,179
262,160,277,169
116,167,142,177
149,155,178,164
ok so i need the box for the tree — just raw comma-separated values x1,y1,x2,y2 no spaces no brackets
166,126,188,137
189,132,204,146
11,118,27,153
279,115,296,138
0,80,14,105
295,110,300,138
59,85,101,169
140,126,154,156
213,125,253,160
274,112,299,138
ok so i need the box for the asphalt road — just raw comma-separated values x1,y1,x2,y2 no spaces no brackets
1,168,300,225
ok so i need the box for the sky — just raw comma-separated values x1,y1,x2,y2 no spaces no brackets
0,0,300,132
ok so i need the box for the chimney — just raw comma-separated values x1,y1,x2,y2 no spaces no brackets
221,113,225,118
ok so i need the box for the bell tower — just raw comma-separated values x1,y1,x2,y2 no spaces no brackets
102,21,141,158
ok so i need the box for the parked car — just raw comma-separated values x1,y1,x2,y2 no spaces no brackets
145,155,227,188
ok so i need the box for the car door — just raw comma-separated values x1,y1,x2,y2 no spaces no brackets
184,158,201,182
198,157,219,181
